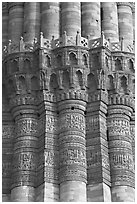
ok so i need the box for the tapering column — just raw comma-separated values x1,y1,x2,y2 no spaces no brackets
81,2,101,39
117,2,133,45
58,100,87,201
41,2,60,39
8,2,24,42
86,96,111,202
107,104,135,202
10,102,38,202
101,2,119,42
130,112,135,169
2,2,8,46
61,2,81,36
24,2,40,43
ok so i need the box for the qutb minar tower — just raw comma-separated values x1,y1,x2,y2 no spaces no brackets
2,2,135,202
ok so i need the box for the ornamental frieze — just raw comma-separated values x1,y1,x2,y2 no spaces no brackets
110,153,134,171
59,113,85,132
16,119,38,135
13,152,36,171
2,126,15,139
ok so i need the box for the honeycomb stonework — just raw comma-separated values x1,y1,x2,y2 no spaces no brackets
2,2,135,202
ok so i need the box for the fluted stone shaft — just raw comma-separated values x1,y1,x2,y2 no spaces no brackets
107,105,135,202
10,105,38,202
41,2,60,39
24,2,40,43
2,3,8,46
58,100,87,202
101,2,119,42
86,101,111,202
117,3,133,44
36,101,59,202
81,2,101,39
8,2,24,42
61,2,81,36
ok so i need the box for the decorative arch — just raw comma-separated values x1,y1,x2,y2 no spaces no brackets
24,59,31,71
18,76,26,93
45,55,51,67
87,73,97,92
120,75,127,93
107,75,114,90
49,73,58,91
56,55,62,66
128,59,134,72
69,52,77,65
62,70,70,89
76,70,83,88
115,58,122,71
82,54,88,66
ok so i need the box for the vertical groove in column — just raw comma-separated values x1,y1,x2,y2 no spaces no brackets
2,2,9,46
41,2,60,39
36,101,59,202
81,2,101,39
107,105,135,202
61,2,81,36
58,100,87,202
8,2,24,42
101,2,119,42
131,4,135,43
117,2,133,44
86,101,111,202
24,2,40,43
11,105,38,202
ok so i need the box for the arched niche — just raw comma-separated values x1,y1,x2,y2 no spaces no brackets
120,75,127,93
56,55,62,66
128,59,134,72
82,54,88,66
107,75,114,90
69,52,77,65
87,73,97,92
115,58,122,71
76,70,83,88
49,73,58,91
62,70,70,89
24,59,31,72
45,55,51,67
18,76,26,93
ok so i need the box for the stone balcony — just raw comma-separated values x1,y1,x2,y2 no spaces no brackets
2,31,135,59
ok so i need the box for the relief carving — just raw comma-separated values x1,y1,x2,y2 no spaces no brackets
16,119,37,135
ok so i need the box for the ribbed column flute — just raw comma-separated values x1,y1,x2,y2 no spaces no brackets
8,2,24,42
86,100,111,202
58,100,87,201
117,3,133,45
101,2,119,42
10,104,38,202
81,2,101,39
2,3,8,46
36,100,59,202
61,2,81,36
24,2,40,43
107,105,135,202
41,2,60,39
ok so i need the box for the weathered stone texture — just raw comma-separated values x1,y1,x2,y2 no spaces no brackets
2,2,135,202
